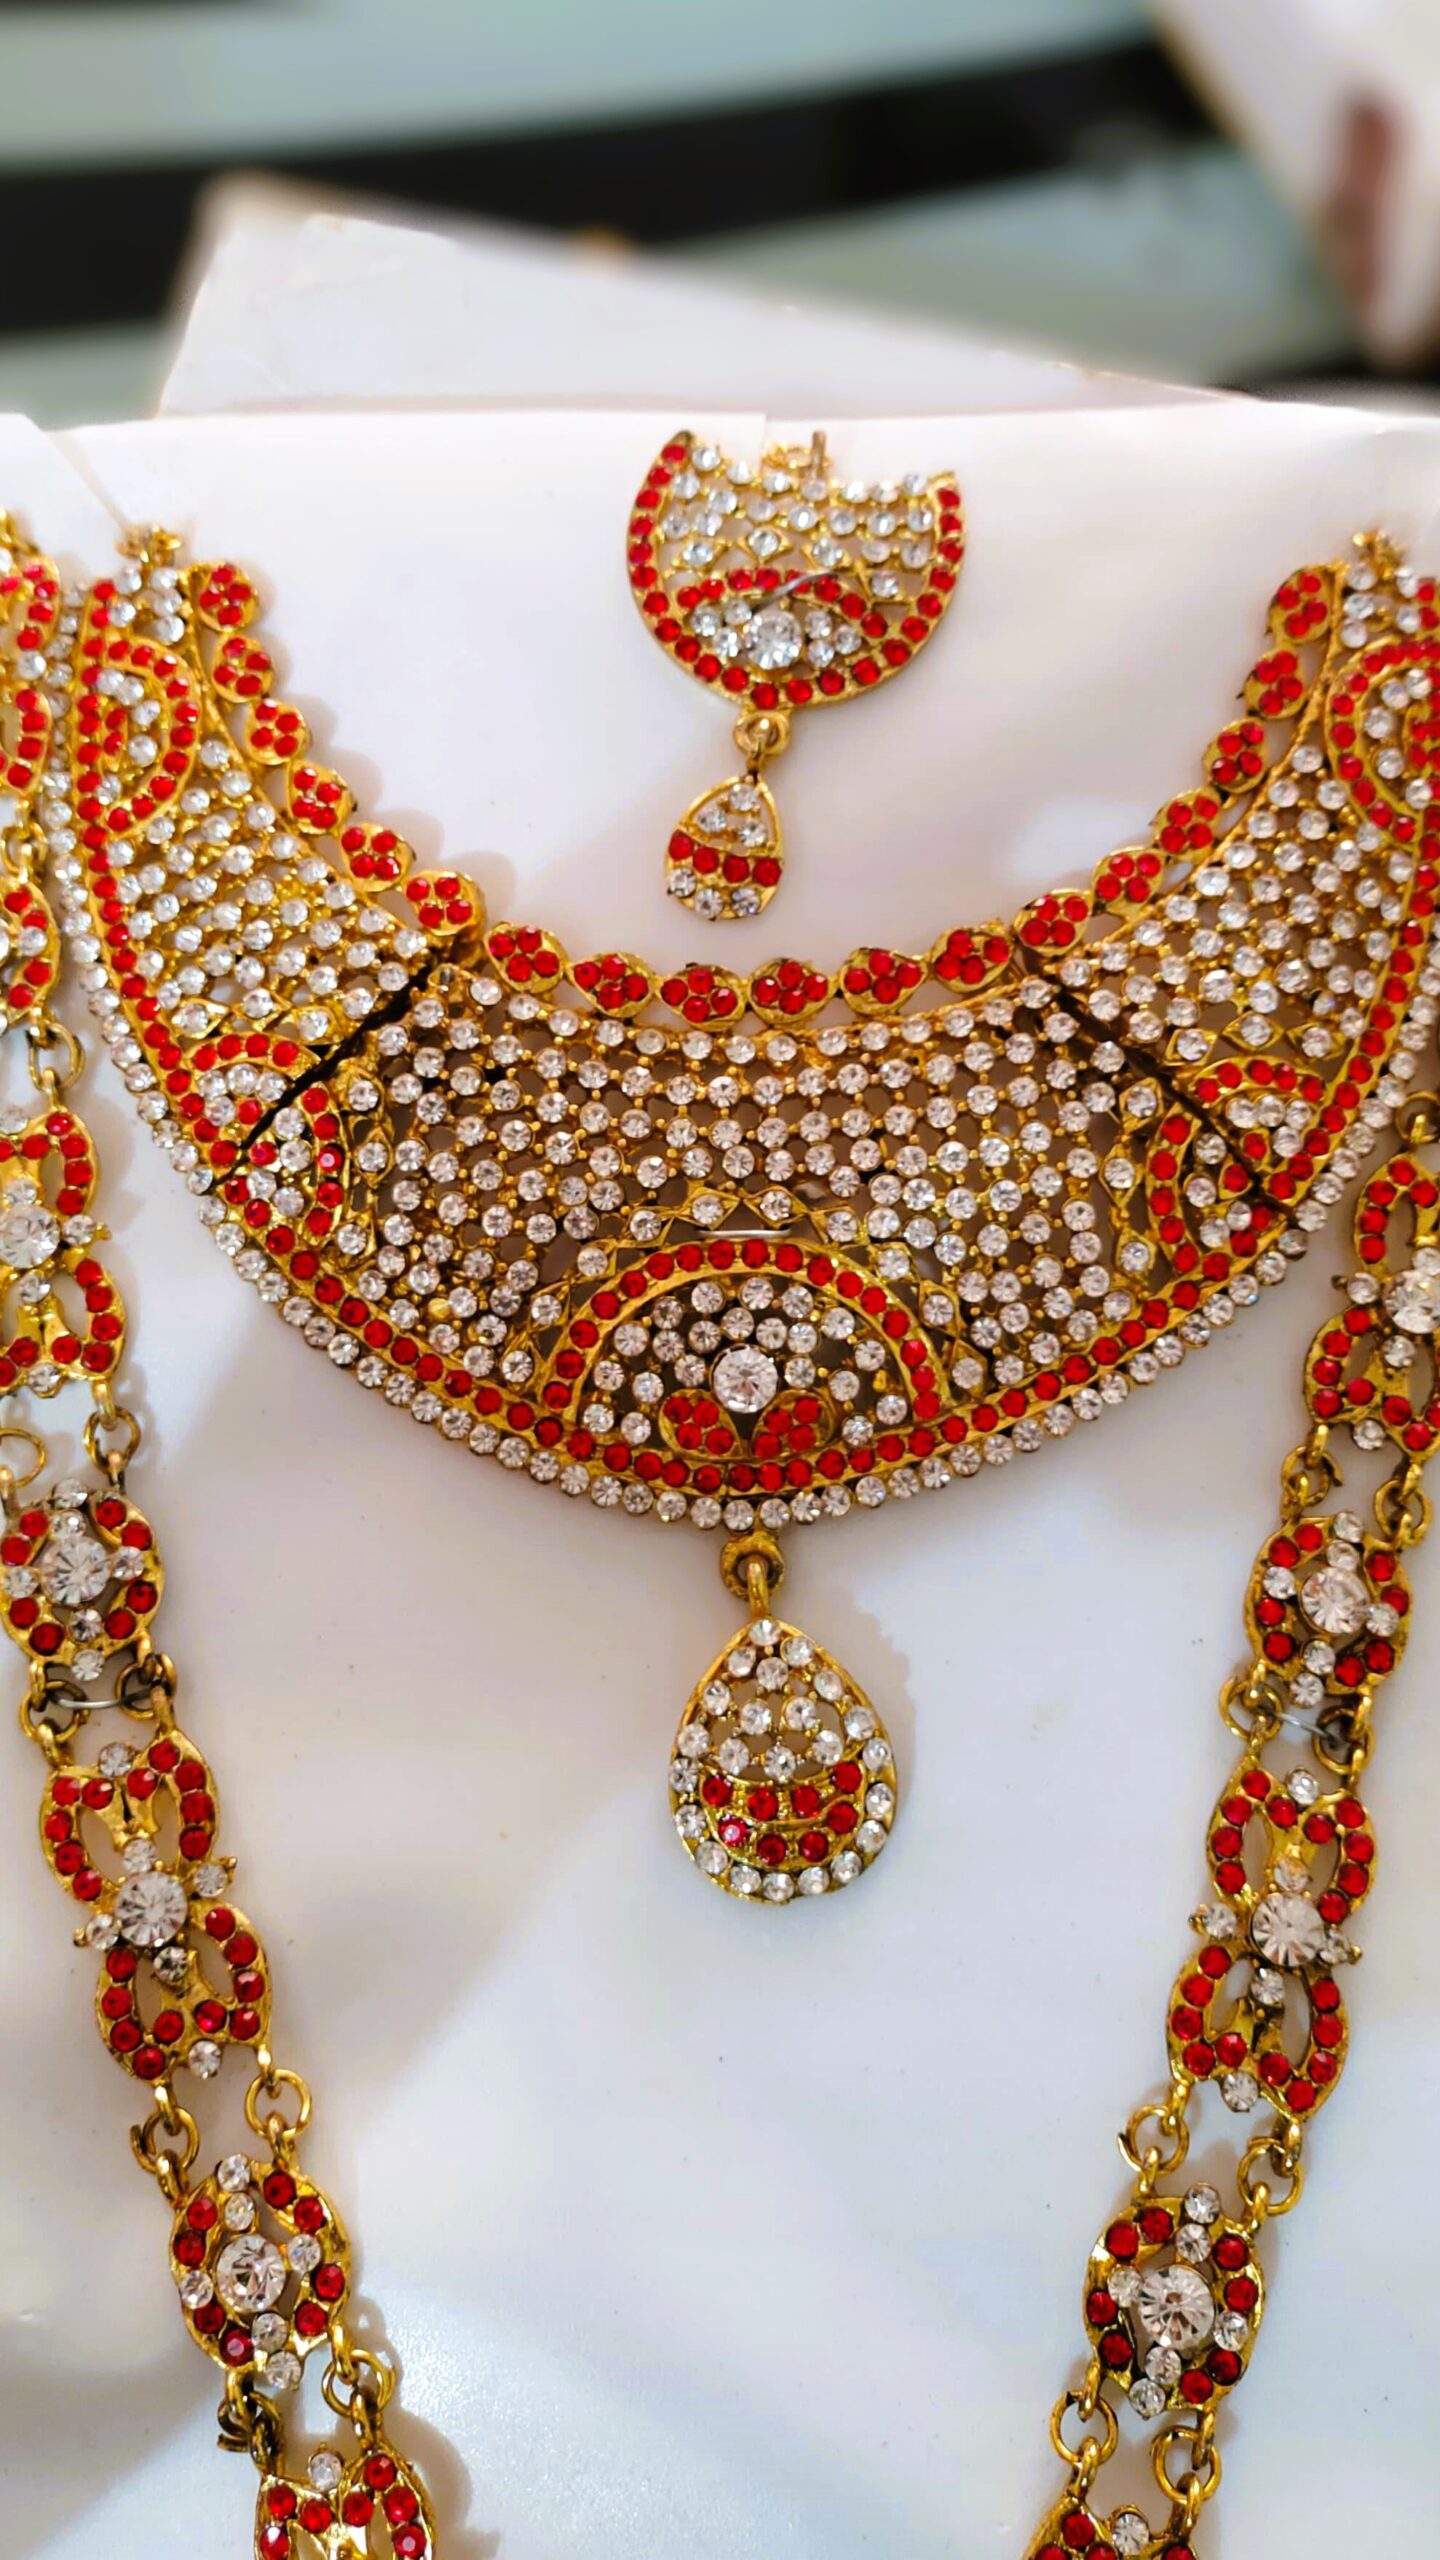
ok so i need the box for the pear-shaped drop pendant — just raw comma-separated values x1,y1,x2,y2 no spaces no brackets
669,1534,898,1904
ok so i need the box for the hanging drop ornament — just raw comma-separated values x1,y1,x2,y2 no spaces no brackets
666,714,788,923
670,1532,898,1906
629,425,965,922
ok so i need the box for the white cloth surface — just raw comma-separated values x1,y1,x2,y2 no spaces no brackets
157,185,1212,420
0,397,1437,2560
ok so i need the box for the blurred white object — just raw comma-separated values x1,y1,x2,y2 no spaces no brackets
158,179,1211,417
1157,0,1440,364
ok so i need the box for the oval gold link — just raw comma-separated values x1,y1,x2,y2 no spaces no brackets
131,2088,200,2189
83,1392,143,1484
321,2331,397,2429
1218,1664,1287,1744
1279,1426,1339,1518
24,1014,84,1099
1151,2410,1221,2512
0,1424,47,1495
1238,2127,1305,2219
1119,2089,1191,2178
1048,2386,1118,2483
218,2371,284,2472
243,2059,313,2142
1374,1465,1432,1550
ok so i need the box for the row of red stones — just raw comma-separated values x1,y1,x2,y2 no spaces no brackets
1309,1152,1440,1454
0,555,58,792
703,1755,867,1868
628,436,963,706
259,2452,428,2560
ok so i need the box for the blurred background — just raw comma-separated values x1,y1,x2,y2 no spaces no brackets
3,0,1440,422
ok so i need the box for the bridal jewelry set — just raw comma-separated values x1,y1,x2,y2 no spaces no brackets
5,429,1440,2555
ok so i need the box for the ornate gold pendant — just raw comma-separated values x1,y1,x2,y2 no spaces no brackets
630,427,964,919
670,1533,897,1904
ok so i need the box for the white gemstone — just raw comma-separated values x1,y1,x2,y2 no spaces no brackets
744,606,803,671
97,1742,134,1779
731,1864,762,1897
1386,1255,1440,1334
1130,2376,1165,2419
1107,2266,1139,2308
1285,1767,1321,1807
696,1841,729,1877
1145,2343,1183,2386
308,2452,343,2493
797,1866,828,1894
830,1851,861,1885
188,2040,222,2080
1183,2183,1221,2225
217,2154,252,2193
84,1910,120,1950
844,1704,876,1739
287,2233,322,2275
215,2232,286,2316
252,2312,289,2351
192,1861,227,1900
856,1820,886,1855
224,2192,257,2230
713,1345,779,1414
39,1515,111,1607
0,1188,60,1268
1111,2514,1149,2556
115,1869,188,1948
762,1871,795,1903
1175,2221,1212,2266
178,2268,214,2310
1299,1560,1370,1638
1253,1890,1327,1967
1221,2069,1259,2112
1137,2261,1215,2351
265,2351,301,2393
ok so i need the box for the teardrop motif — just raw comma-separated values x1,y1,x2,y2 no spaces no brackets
670,1610,896,1904
665,770,783,922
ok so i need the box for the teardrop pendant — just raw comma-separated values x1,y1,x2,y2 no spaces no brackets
670,1534,898,1905
665,767,784,923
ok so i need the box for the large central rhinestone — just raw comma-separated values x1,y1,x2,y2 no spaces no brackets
1136,2262,1214,2353
215,2232,287,2318
744,605,803,671
1299,1558,1370,1639
713,1346,779,1415
1252,1888,1327,1968
115,1870,189,1949
39,1515,111,1608
0,1187,59,1270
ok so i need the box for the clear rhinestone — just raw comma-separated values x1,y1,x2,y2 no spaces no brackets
1175,2221,1212,2266
1386,1254,1440,1334
287,2233,322,2275
1144,2343,1183,2387
122,1836,157,1874
224,2192,257,2231
1111,2515,1149,2557
713,1345,779,1414
1107,2266,1139,2308
797,1866,828,1894
1299,1560,1370,1639
265,2352,301,2393
1221,2069,1259,2112
115,1869,188,1948
187,2040,222,2080
215,2232,286,2316
1137,2262,1214,2351
97,1741,134,1779
178,2268,214,2310
84,1910,120,1950
1182,2183,1221,2225
217,2154,252,2193
1285,1768,1320,1806
308,2452,344,2493
39,1515,112,1607
731,1864,762,1897
696,1841,729,1877
0,1188,60,1267
1214,2308,1249,2350
191,1861,227,1900
252,2312,289,2351
761,1871,795,1903
743,606,803,671
856,1820,886,1855
1253,1890,1326,1968
830,1851,861,1885
1130,2377,1165,2419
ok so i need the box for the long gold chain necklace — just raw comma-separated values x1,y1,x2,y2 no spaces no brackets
3,490,1439,2555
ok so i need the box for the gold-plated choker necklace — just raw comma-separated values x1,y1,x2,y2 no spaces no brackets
3,457,1440,2557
